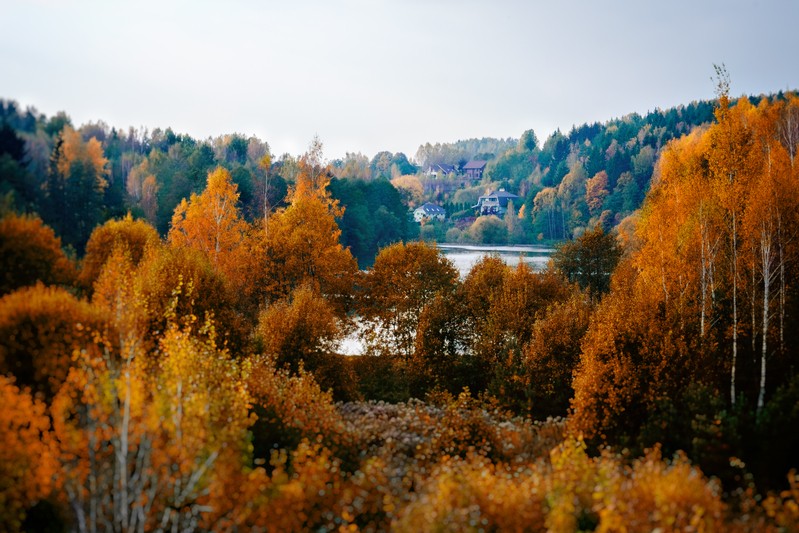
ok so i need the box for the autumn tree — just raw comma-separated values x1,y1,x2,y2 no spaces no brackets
572,91,799,466
361,241,459,362
570,260,709,450
467,215,507,244
255,284,356,399
134,244,247,353
0,376,57,531
411,291,473,395
168,166,249,287
585,170,609,217
51,320,252,531
0,284,107,399
474,263,573,405
255,145,358,315
707,83,758,405
390,174,424,207
44,125,109,252
519,293,592,418
79,213,160,291
0,212,75,296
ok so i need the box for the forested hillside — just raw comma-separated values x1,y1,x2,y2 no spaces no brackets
0,101,414,262
416,100,725,244
2,92,799,531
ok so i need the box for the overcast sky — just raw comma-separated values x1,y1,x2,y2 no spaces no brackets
2,0,797,160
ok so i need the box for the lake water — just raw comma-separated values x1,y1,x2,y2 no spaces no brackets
438,243,554,277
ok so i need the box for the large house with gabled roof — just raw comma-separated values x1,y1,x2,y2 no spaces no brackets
462,160,487,181
472,189,520,217
413,202,447,223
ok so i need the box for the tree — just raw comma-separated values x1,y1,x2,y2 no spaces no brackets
361,241,459,362
43,125,109,252
168,167,249,286
520,293,591,418
50,320,251,531
256,152,358,315
0,213,75,296
411,291,472,395
256,284,355,399
552,225,621,297
390,174,424,207
467,215,507,244
0,376,57,531
0,284,107,399
79,213,160,291
519,129,538,152
585,171,609,217
134,244,247,353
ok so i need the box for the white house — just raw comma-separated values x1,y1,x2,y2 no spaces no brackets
413,202,447,223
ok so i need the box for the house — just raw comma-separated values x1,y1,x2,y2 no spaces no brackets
425,163,456,177
413,202,447,223
463,160,487,181
472,189,520,217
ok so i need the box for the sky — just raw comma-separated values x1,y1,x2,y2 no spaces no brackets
2,0,798,161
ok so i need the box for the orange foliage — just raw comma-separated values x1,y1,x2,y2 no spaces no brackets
56,125,108,181
134,244,246,352
79,213,160,291
0,376,56,531
586,170,610,216
169,167,249,287
361,240,458,360
50,319,252,531
245,354,346,455
256,284,342,368
0,212,75,295
0,284,107,399
256,164,358,313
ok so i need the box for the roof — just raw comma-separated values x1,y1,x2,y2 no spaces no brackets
478,189,519,200
415,202,446,215
427,163,456,173
463,160,487,170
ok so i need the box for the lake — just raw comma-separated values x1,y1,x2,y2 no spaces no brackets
438,243,554,277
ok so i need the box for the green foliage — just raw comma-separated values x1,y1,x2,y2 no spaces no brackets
552,225,621,296
328,177,410,267
467,215,507,244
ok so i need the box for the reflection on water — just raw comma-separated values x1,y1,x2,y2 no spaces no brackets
438,243,554,277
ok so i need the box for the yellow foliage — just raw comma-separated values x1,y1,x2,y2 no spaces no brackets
390,174,424,207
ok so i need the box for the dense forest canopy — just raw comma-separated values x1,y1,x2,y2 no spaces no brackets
2,90,799,531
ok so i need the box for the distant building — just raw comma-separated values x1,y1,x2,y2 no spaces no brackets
472,189,520,217
463,160,487,181
425,163,456,177
413,202,447,223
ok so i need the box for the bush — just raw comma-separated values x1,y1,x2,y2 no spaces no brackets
0,213,75,296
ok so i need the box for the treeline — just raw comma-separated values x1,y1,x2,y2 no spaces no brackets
414,137,518,168
0,101,413,262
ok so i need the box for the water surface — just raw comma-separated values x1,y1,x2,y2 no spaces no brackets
438,243,554,277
